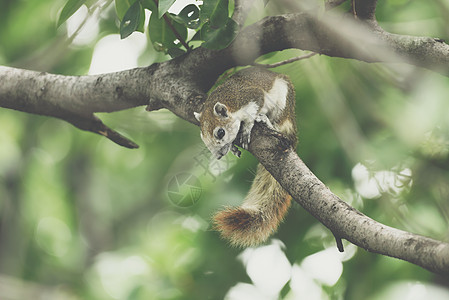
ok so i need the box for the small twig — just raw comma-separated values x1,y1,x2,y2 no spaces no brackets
162,14,191,50
352,0,358,18
253,52,317,68
334,235,345,252
232,0,256,27
153,0,191,51
68,114,139,149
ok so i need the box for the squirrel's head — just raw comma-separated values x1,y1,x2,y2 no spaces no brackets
194,102,241,160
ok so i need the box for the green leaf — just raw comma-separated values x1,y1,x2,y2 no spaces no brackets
149,12,187,52
57,0,87,27
141,0,157,12
190,29,203,42
200,0,229,28
179,4,199,21
115,0,132,20
201,17,238,50
171,4,200,29
120,1,143,39
255,52,278,62
158,0,176,18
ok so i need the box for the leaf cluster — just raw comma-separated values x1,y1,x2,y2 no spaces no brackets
58,0,239,57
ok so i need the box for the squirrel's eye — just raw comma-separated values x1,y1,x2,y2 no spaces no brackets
216,128,225,140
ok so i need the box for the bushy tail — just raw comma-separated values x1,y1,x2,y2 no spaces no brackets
213,164,291,248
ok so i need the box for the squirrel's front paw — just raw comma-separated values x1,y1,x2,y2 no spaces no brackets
255,114,274,129
239,121,254,149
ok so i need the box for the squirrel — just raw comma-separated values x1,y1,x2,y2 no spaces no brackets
194,67,297,248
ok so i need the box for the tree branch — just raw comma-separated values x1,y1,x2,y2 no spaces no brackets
0,66,151,147
247,124,449,275
226,12,449,74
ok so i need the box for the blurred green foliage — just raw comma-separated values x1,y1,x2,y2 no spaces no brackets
0,0,449,299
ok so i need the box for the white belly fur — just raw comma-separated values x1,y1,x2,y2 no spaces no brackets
260,77,288,121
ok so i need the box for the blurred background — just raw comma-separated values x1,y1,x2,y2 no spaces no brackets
0,0,449,299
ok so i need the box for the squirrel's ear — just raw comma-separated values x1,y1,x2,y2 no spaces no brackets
194,111,202,122
214,102,229,118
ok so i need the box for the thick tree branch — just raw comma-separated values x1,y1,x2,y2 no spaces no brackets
0,66,150,114
0,66,152,147
247,124,449,275
229,12,449,73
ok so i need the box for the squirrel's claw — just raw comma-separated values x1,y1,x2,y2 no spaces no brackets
231,145,241,158
255,113,274,129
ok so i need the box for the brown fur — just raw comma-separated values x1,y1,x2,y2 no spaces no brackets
213,165,293,247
